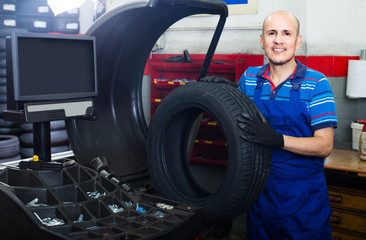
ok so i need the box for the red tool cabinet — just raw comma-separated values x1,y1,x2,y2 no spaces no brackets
149,54,263,166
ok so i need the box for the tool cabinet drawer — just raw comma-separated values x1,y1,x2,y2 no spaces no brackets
332,230,366,240
328,185,366,212
330,209,366,235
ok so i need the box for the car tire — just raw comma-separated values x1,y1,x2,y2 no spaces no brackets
0,0,16,16
20,145,70,158
0,134,19,158
0,15,16,29
0,154,21,163
0,119,20,128
55,8,79,19
19,129,69,147
0,127,21,135
52,18,79,34
148,81,271,224
17,16,53,33
20,120,66,132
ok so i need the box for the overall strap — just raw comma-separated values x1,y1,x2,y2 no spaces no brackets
254,78,265,104
290,78,301,102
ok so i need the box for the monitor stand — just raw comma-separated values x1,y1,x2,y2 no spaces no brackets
18,121,65,171
33,121,51,162
3,99,95,171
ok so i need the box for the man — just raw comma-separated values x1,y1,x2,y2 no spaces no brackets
237,10,337,239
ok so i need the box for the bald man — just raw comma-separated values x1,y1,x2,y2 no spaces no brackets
238,11,337,239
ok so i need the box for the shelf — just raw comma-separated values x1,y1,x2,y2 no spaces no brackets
149,55,240,169
200,121,220,127
151,98,162,104
194,139,227,147
152,79,196,90
150,61,236,74
189,157,227,167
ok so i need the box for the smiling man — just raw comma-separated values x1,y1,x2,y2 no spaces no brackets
237,11,337,239
261,11,301,66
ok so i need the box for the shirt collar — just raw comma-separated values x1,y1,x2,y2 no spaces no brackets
257,59,307,80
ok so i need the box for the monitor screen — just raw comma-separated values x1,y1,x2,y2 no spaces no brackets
6,32,97,110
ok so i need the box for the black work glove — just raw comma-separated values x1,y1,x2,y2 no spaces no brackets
237,112,284,148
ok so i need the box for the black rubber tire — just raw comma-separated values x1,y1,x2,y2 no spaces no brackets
0,57,6,68
0,154,21,163
0,27,28,38
148,81,271,224
0,94,7,103
0,68,6,77
0,0,16,15
0,38,6,51
55,8,79,19
0,77,6,85
165,55,185,63
0,85,6,94
20,145,70,158
184,49,192,63
17,0,47,3
17,16,53,33
52,18,79,34
0,134,19,158
20,120,66,132
0,127,21,135
66,0,228,178
0,103,7,116
17,2,53,17
0,15,16,28
0,119,21,128
19,129,69,147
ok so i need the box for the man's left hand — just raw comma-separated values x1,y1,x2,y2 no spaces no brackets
237,113,284,148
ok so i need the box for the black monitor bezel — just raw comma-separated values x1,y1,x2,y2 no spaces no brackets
6,32,98,110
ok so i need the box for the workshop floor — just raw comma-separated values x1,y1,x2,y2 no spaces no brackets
199,213,248,240
189,164,249,240
230,213,248,240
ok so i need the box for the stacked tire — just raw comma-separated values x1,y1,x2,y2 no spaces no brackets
0,1,78,161
0,0,19,88
0,28,26,138
0,134,20,162
53,7,80,34
16,0,54,33
0,0,22,162
5,0,80,34
0,0,17,30
19,120,70,158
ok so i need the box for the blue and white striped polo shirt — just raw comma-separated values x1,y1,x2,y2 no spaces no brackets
238,60,337,131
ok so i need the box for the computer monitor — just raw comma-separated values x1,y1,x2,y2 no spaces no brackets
4,32,98,163
6,32,97,121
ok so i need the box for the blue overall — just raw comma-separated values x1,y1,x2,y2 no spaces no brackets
247,77,332,240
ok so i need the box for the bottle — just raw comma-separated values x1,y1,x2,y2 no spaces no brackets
359,124,366,161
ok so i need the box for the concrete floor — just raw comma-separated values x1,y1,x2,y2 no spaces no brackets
189,164,249,239
200,213,248,240
230,213,248,240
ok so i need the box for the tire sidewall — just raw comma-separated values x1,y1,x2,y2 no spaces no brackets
148,82,266,222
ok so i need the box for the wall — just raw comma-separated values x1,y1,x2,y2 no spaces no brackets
305,0,366,56
149,0,366,149
82,0,366,149
79,0,95,34
304,0,366,149
155,0,366,56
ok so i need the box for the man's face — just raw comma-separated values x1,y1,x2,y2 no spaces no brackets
260,12,302,66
